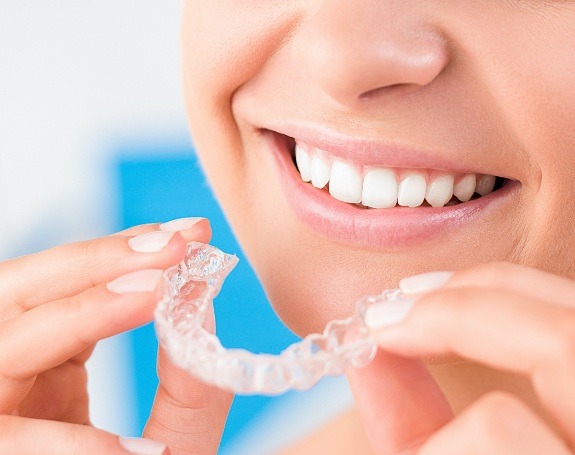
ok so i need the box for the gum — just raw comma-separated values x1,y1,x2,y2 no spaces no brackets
155,242,408,395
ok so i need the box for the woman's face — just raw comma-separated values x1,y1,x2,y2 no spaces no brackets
182,2,575,336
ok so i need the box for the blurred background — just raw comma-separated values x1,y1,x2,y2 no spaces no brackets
0,2,354,453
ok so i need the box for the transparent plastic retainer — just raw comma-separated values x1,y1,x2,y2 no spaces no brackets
155,242,407,395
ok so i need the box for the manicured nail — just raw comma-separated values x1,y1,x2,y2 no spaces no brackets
119,436,168,455
159,217,205,232
129,231,174,253
399,271,453,295
106,269,163,294
365,299,415,329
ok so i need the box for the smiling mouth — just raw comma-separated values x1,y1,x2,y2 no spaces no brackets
262,129,519,248
292,139,506,210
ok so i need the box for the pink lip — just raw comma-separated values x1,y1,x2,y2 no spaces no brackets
264,121,510,177
264,131,520,250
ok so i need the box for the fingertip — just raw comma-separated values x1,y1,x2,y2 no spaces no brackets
399,271,453,295
365,298,415,330
128,231,176,254
106,269,164,295
185,217,212,244
116,222,163,237
119,437,169,455
159,217,205,232
155,217,213,251
102,270,163,326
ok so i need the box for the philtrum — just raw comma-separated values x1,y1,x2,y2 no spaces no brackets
155,242,407,395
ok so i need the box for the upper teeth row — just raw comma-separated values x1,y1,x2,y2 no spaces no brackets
295,144,497,208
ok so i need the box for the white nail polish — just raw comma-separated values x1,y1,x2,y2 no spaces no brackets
365,299,415,329
399,271,453,295
119,437,167,455
129,231,174,253
160,217,205,232
106,269,163,294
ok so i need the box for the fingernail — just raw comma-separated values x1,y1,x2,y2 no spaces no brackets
399,271,453,295
106,269,163,294
159,217,205,232
129,231,175,253
119,436,168,455
365,299,415,329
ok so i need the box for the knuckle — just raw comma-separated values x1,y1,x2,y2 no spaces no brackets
66,292,86,316
419,286,469,313
63,422,86,453
464,391,529,446
451,262,515,287
81,237,107,267
64,296,95,348
74,237,119,287
548,318,575,365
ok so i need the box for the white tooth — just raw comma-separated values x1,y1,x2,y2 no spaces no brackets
425,175,454,208
398,173,427,207
475,174,496,196
361,168,398,208
295,145,312,182
453,174,476,202
329,160,362,203
311,155,331,189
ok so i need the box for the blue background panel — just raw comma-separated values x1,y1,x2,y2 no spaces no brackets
114,145,300,450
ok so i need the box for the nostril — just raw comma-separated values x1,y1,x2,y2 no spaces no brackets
359,83,421,101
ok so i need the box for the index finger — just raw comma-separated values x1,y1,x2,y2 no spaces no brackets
367,287,575,447
0,270,164,413
0,218,211,315
437,262,575,309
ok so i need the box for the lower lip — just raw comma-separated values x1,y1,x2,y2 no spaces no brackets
265,131,520,250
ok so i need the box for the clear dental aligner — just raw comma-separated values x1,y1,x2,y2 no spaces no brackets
155,242,408,395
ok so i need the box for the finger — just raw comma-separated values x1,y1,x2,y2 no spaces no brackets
17,360,91,423
419,391,572,455
0,269,164,413
367,287,575,446
0,229,188,317
118,217,212,244
0,415,169,455
347,351,453,455
117,223,166,237
437,262,575,308
144,348,233,455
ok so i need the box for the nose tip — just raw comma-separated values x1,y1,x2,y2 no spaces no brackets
292,3,449,107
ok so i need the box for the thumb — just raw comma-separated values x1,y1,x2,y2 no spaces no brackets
0,415,168,455
346,351,453,455
144,347,233,455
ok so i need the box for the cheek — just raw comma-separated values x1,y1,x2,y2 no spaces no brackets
181,3,300,123
498,17,575,270
446,6,575,274
181,2,300,211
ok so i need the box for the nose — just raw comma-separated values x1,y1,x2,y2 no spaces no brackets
292,1,449,107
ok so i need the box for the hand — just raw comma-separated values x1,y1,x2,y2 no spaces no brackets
0,218,211,453
347,263,575,454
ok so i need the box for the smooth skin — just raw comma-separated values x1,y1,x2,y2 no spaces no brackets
179,0,575,454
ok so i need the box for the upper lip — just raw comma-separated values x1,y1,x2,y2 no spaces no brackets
263,121,504,177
